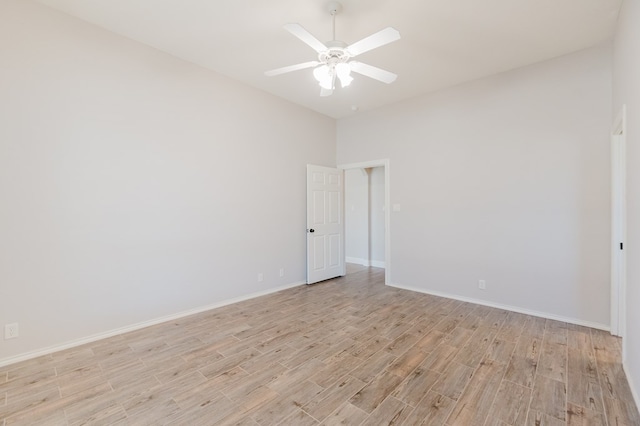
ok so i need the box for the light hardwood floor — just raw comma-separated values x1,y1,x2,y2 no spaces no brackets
1,267,638,425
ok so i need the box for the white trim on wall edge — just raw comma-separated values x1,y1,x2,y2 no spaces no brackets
387,282,610,332
623,363,640,419
346,257,386,268
0,281,306,368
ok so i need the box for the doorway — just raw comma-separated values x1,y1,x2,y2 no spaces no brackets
339,160,390,284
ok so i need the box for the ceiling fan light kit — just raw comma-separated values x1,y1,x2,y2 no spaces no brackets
265,1,400,97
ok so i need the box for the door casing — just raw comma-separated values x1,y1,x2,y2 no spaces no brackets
610,105,626,356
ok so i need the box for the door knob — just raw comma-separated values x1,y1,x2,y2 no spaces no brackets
308,229,315,233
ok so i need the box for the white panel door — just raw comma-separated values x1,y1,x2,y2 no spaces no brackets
307,165,345,284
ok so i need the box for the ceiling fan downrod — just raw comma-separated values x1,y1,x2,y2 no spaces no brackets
328,1,342,42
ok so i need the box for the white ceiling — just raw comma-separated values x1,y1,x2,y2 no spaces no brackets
36,0,621,119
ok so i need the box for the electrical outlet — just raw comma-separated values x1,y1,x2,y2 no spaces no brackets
478,280,486,290
258,273,263,282
279,268,285,277
5,323,19,340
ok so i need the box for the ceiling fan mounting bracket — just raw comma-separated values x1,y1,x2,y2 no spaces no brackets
327,1,343,16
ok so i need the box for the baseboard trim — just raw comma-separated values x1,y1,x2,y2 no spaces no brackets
346,257,368,266
0,281,306,368
623,362,640,419
346,257,386,268
386,282,610,331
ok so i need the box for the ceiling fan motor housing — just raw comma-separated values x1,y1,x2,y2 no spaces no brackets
319,41,350,67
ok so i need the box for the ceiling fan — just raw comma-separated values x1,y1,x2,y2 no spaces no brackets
265,1,401,97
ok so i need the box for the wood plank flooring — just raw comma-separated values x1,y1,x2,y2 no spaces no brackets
1,266,638,425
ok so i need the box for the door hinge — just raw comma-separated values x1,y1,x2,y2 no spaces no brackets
620,242,624,250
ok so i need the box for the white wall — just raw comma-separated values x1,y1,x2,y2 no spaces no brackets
0,0,335,363
338,45,612,327
345,169,368,263
613,0,640,407
345,167,385,267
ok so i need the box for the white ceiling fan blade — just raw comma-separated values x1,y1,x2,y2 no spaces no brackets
350,61,397,84
264,61,320,77
284,23,328,53
347,27,400,57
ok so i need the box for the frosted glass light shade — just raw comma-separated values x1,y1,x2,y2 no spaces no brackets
313,65,333,90
336,63,353,87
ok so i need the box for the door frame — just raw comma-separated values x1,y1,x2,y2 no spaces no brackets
611,105,626,345
338,159,391,285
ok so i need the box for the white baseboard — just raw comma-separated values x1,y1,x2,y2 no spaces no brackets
388,282,640,406
346,257,386,268
386,282,610,331
0,281,305,368
623,362,640,419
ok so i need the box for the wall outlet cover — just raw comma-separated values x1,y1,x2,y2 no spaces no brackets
5,323,19,340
